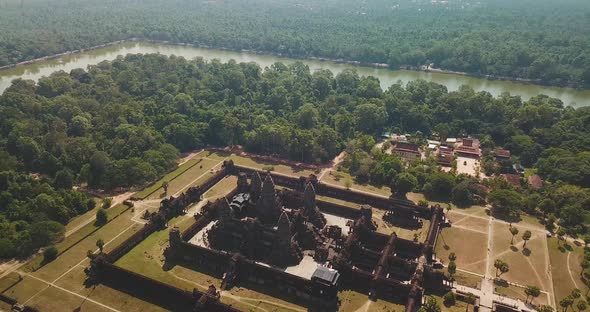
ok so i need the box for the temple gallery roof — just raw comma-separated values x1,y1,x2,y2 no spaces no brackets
311,266,340,286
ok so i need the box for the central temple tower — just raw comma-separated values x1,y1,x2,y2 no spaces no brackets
255,174,282,224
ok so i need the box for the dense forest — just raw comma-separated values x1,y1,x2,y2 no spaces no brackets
0,54,589,258
0,0,589,88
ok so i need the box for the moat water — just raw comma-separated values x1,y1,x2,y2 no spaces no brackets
1,41,589,108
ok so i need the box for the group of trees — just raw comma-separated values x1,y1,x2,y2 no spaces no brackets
559,289,586,312
0,171,94,258
336,74,589,234
1,52,589,257
0,0,589,88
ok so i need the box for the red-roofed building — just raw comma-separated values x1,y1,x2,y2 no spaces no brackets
501,174,521,188
527,175,543,189
392,142,421,161
494,148,511,161
437,146,454,167
455,138,481,159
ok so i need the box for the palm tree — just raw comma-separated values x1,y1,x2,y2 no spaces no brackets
570,288,581,300
559,296,573,312
578,301,587,312
418,296,441,312
465,293,475,312
96,238,104,253
522,230,532,248
538,305,554,312
557,228,566,246
524,285,540,304
509,226,519,245
162,180,169,195
494,259,509,277
581,260,589,278
448,252,457,262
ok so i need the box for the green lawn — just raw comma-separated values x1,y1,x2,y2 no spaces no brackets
31,208,136,281
548,237,589,303
0,272,21,293
454,271,482,290
133,156,205,200
316,195,361,209
321,169,392,197
435,227,488,275
2,275,48,303
22,204,131,273
202,175,237,200
494,282,550,306
338,290,405,312
229,154,317,178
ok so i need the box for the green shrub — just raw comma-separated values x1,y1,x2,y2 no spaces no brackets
43,246,58,262
96,209,108,226
443,291,456,306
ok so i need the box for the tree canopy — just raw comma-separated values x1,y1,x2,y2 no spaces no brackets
0,0,589,88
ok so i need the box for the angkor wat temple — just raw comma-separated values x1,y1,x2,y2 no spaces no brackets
86,160,449,312
206,172,327,267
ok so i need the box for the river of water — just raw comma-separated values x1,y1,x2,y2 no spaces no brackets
1,41,589,107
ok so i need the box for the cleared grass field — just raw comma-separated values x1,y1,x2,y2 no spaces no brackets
494,282,550,306
454,270,482,289
133,151,213,200
316,195,361,209
27,286,113,312
321,169,392,197
435,227,488,275
32,208,137,282
0,272,21,292
490,223,550,291
547,238,589,303
53,263,167,312
202,175,238,200
23,203,131,273
2,275,47,303
146,158,222,200
447,212,488,233
338,290,405,312
228,154,318,178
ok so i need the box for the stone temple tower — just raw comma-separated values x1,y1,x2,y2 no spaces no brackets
256,174,281,224
236,173,249,193
250,171,262,200
272,211,294,265
303,182,326,228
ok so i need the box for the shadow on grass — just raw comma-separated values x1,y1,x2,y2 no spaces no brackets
510,246,518,252
493,278,509,288
341,286,408,310
438,231,450,250
164,257,224,280
491,211,522,223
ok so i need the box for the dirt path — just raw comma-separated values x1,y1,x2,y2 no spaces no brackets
317,151,346,181
354,299,372,312
178,149,204,166
451,209,546,233
566,252,580,289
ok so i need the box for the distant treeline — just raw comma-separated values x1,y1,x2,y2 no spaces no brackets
0,0,589,88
